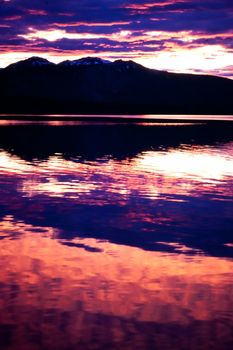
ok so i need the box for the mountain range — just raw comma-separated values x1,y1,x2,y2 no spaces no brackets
0,56,233,114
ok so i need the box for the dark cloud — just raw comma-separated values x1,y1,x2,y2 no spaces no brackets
33,36,165,54
2,0,232,33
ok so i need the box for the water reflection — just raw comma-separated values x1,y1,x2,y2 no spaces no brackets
0,141,232,256
1,121,233,161
0,216,233,350
0,121,233,349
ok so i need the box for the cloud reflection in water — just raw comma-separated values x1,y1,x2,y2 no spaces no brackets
0,139,233,256
0,216,233,350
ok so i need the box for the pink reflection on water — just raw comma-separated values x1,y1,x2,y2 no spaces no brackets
0,142,232,203
0,114,233,121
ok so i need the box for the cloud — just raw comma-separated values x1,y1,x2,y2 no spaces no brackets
0,0,232,77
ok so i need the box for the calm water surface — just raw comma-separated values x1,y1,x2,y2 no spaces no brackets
0,118,233,350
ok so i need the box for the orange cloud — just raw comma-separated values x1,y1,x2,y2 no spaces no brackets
52,21,131,28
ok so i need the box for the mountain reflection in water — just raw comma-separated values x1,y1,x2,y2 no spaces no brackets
0,120,233,350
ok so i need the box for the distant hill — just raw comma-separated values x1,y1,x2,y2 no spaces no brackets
0,56,233,114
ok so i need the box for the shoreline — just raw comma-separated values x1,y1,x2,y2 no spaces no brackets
0,114,233,123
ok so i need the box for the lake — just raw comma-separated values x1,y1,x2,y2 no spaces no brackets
0,116,233,350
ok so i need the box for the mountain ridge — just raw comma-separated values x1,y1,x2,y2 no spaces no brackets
5,56,144,70
4,56,232,81
1,56,233,114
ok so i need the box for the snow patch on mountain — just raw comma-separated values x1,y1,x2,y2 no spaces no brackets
59,57,112,66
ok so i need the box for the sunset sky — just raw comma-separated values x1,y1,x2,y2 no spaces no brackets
1,0,233,77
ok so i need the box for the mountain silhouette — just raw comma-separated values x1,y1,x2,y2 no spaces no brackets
0,56,232,114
